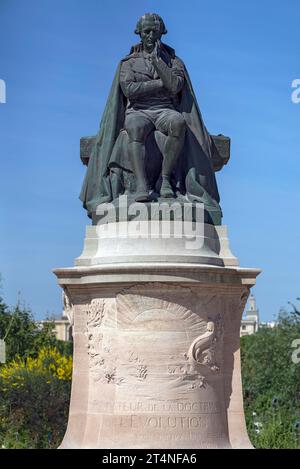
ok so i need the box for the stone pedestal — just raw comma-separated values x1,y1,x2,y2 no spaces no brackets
54,221,260,449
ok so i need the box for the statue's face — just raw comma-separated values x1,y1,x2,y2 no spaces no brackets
139,19,162,52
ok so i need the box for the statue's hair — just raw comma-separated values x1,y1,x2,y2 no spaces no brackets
134,13,167,35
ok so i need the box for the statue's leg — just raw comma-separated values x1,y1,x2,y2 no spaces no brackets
125,112,154,202
155,111,186,198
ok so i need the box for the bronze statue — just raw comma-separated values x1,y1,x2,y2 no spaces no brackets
80,13,229,224
120,14,186,201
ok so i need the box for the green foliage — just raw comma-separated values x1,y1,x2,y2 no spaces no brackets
241,306,300,448
0,296,71,361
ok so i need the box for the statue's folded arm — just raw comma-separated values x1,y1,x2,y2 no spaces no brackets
120,61,164,99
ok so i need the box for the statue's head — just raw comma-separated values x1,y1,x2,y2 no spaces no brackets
135,13,167,52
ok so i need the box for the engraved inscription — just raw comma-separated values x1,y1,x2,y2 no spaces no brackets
104,414,213,430
91,399,221,414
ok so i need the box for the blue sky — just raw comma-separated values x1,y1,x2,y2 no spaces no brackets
0,0,299,321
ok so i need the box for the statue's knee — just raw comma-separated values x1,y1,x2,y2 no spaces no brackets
125,123,148,143
170,116,186,137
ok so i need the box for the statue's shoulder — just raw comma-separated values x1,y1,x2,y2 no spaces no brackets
121,52,139,63
161,44,185,69
121,43,143,63
173,55,185,67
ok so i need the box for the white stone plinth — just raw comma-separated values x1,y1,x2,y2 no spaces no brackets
54,220,260,448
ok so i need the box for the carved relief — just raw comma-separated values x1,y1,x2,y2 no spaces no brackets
239,288,250,313
83,287,231,392
191,375,207,389
128,351,148,381
87,298,105,328
115,284,228,392
168,354,208,389
166,314,224,389
86,299,104,376
84,296,152,386
186,314,223,369
62,288,74,326
101,366,124,386
116,283,203,331
187,321,215,365
85,298,125,385
225,287,250,322
205,313,224,371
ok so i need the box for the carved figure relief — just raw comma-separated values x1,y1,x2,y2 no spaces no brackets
62,288,74,326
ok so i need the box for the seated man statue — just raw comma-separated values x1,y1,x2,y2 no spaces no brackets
120,14,186,201
80,13,226,224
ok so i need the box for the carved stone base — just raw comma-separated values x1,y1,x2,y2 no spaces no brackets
54,260,260,449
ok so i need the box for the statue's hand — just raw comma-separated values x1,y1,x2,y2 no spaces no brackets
151,40,161,61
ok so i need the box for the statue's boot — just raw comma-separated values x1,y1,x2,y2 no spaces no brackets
135,187,150,202
128,141,150,202
160,133,185,198
160,176,175,198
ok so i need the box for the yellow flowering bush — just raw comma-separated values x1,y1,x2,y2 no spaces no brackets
0,347,72,448
0,347,72,385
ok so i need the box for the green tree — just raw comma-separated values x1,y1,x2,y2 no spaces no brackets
0,301,57,361
0,291,72,362
241,302,300,448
